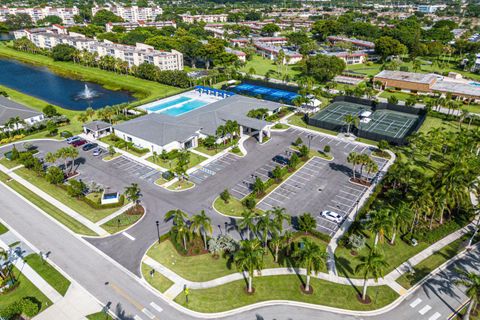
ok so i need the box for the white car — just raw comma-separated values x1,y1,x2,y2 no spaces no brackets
320,210,343,223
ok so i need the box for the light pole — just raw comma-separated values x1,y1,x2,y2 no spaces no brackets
308,134,313,150
155,221,160,243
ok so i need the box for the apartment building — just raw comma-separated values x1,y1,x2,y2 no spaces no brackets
253,42,302,65
15,27,183,71
0,6,79,24
225,47,246,62
325,52,367,65
91,6,163,22
106,20,176,32
179,14,228,23
327,36,375,50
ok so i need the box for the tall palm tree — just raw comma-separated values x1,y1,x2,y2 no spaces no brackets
164,209,190,250
269,207,290,233
389,202,413,245
55,147,69,173
347,152,360,181
124,183,141,205
454,268,480,320
44,152,57,166
270,234,283,263
282,230,295,256
293,238,327,292
65,146,79,174
190,210,212,250
239,210,256,240
234,239,264,293
256,215,278,250
355,248,389,301
366,209,393,247
343,114,357,135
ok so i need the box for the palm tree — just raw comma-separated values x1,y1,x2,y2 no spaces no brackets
282,230,294,256
239,210,256,240
343,114,357,135
124,183,141,205
77,113,88,123
164,209,190,250
216,125,226,144
190,210,212,250
256,215,278,250
366,209,393,247
269,207,290,233
65,146,79,174
347,152,360,181
44,152,57,166
454,268,480,320
55,147,69,173
389,202,413,245
234,239,264,293
293,238,327,292
355,248,389,301
270,235,283,263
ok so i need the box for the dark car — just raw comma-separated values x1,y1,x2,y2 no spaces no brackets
82,143,98,151
72,139,87,147
272,155,289,165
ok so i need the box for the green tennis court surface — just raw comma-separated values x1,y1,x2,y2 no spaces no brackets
359,110,418,139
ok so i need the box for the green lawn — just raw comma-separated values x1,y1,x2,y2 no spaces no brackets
0,43,183,108
101,211,143,234
0,171,97,236
14,168,119,223
419,116,478,134
174,275,398,312
167,180,195,191
194,139,238,156
102,153,121,161
24,254,71,296
98,135,149,157
86,311,114,320
335,234,428,279
147,236,327,282
141,263,173,293
288,114,338,136
396,238,467,289
379,91,418,102
0,221,8,235
240,55,301,79
213,196,257,217
147,152,207,170
0,266,52,315
0,157,23,169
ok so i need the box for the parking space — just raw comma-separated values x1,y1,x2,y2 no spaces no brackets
189,153,240,184
105,156,162,184
230,151,291,200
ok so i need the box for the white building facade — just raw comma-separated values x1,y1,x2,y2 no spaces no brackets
179,14,228,23
92,6,163,22
0,6,79,24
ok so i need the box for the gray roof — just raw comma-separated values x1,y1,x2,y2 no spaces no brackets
0,96,42,125
431,81,480,98
375,70,439,84
83,120,112,132
114,95,282,146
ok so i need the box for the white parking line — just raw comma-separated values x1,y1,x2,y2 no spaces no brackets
428,312,441,320
142,308,155,319
266,197,284,204
335,140,343,146
410,298,422,308
418,305,432,315
328,205,347,213
284,182,304,189
122,232,135,241
150,302,163,313
335,194,358,202
133,315,144,320
271,192,290,199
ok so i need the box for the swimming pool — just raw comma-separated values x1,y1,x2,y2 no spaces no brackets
470,82,480,87
161,99,209,116
146,96,191,112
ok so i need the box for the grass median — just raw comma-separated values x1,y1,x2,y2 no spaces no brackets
141,263,173,293
25,253,71,296
0,171,97,236
174,275,398,312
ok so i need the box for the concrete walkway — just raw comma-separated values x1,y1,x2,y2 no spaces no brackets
95,202,134,226
0,164,108,236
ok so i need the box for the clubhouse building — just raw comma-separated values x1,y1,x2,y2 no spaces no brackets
0,96,44,131
108,92,283,153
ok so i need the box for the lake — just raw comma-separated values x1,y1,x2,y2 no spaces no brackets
0,58,135,110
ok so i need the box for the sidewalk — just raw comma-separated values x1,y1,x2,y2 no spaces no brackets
0,164,108,236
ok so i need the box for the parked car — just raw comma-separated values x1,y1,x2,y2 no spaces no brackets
66,136,80,144
272,155,289,165
72,139,87,147
320,210,343,223
82,143,98,151
92,148,102,156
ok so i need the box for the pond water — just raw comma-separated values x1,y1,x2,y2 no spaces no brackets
0,58,135,110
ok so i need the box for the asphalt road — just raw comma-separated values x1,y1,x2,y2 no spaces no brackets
0,182,476,320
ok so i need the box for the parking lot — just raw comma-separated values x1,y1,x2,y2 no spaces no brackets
229,151,291,200
106,156,163,184
189,153,240,184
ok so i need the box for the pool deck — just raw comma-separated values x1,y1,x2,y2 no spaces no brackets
138,91,222,114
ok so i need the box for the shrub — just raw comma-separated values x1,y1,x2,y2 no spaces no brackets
43,104,59,117
67,179,87,198
10,145,19,160
231,146,241,154
324,145,331,153
293,137,303,146
83,194,125,209
274,123,283,129
297,213,316,233
19,297,40,317
243,197,256,210
162,171,174,181
45,166,65,184
60,131,73,138
220,189,231,203
348,234,366,251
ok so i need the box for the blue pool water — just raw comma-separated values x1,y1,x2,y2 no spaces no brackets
470,82,480,87
103,193,118,200
161,99,209,116
146,96,191,112
232,83,300,103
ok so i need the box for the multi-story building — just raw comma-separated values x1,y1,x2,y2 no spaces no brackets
225,47,246,62
473,54,480,73
179,14,228,24
327,36,375,50
106,20,176,32
253,42,302,65
417,5,447,14
325,52,367,65
91,6,163,22
15,27,183,71
0,6,79,24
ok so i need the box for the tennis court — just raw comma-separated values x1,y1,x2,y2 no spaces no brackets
360,109,418,139
232,83,299,103
311,101,368,125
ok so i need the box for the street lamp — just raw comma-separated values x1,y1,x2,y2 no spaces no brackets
307,134,313,150
355,199,360,216
155,221,160,243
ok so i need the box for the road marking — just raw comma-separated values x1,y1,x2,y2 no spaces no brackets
410,298,422,308
134,315,144,320
142,308,155,319
122,232,135,241
150,302,163,313
110,282,144,311
428,312,441,320
419,305,432,315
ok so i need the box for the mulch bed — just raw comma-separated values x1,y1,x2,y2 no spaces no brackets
300,284,314,295
244,286,256,295
126,205,145,215
350,178,371,187
357,294,372,304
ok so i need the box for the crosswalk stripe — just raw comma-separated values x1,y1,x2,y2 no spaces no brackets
150,302,163,313
410,298,422,308
419,305,432,315
122,232,135,241
428,312,441,320
142,308,155,319
134,315,144,320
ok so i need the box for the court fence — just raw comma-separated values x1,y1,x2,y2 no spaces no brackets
307,96,426,145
